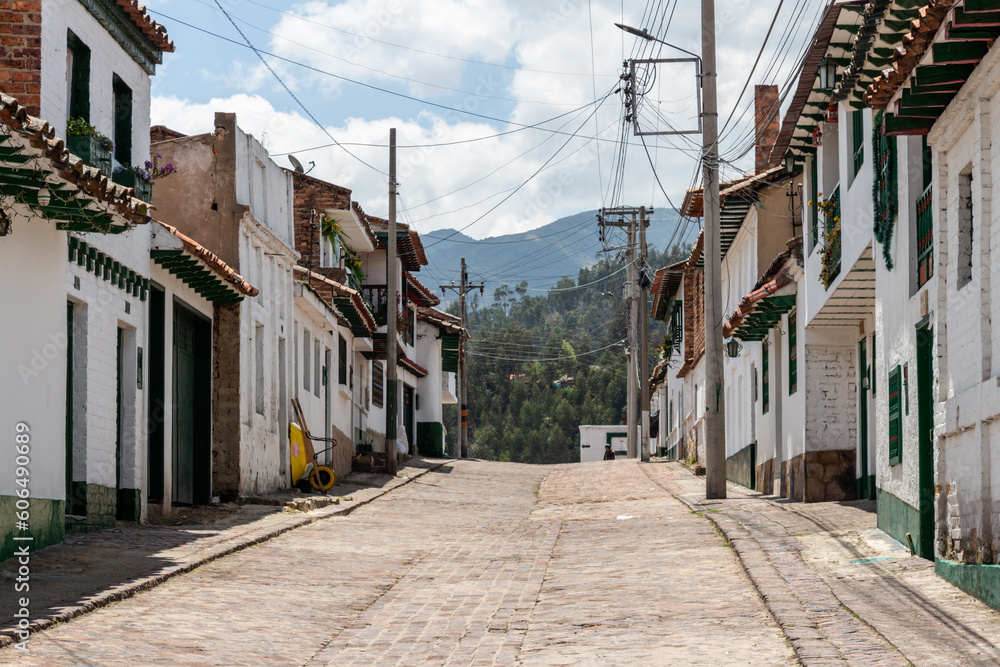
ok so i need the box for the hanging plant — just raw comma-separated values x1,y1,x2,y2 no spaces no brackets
871,110,897,271
66,117,114,152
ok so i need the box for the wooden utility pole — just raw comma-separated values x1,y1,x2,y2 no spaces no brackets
441,258,483,458
386,128,398,475
599,207,649,459
639,206,650,462
702,0,726,498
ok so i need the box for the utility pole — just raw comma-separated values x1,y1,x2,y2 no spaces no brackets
598,207,649,459
639,206,650,462
702,0,726,498
441,258,483,458
386,128,398,475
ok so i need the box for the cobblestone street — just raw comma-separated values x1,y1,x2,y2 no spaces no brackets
3,459,999,665
2,460,793,666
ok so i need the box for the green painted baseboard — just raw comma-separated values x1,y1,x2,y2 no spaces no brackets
66,483,119,533
0,495,65,563
936,559,1000,611
856,474,876,501
876,487,920,551
726,441,756,490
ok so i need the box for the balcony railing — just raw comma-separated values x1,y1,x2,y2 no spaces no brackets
820,185,841,290
360,282,385,323
916,184,933,288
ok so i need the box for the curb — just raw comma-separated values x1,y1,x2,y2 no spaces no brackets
0,460,452,649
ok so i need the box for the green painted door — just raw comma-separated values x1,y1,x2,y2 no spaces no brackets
858,338,873,500
916,322,935,559
147,286,165,501
172,303,212,505
116,327,123,496
65,302,74,507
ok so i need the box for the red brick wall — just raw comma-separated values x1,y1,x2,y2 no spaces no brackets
290,170,351,272
0,1,41,117
754,84,780,174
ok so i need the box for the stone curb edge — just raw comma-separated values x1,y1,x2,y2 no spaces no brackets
0,460,452,649
641,463,806,667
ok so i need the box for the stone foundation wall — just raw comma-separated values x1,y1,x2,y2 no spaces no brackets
756,457,775,495
783,450,857,502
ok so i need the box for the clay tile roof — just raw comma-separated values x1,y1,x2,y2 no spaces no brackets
293,265,377,334
0,93,152,226
865,0,958,109
406,271,441,306
115,0,175,53
153,220,258,296
418,306,468,338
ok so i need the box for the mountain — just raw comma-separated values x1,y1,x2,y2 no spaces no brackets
421,208,690,300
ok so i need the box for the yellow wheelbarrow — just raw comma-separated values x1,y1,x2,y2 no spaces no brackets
289,398,337,493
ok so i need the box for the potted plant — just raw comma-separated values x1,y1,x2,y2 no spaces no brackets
113,154,177,203
66,117,113,174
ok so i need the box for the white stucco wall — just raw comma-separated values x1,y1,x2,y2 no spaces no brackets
40,0,152,167
0,217,67,503
235,127,295,249
238,212,295,495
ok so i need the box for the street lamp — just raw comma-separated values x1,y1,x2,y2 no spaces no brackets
615,23,701,63
817,57,837,91
784,153,797,174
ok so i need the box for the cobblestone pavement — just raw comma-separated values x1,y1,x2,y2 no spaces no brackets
2,459,795,666
649,461,1000,666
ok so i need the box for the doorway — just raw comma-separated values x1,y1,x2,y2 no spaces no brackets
403,384,415,454
916,320,935,559
858,337,874,500
148,286,165,501
172,302,212,505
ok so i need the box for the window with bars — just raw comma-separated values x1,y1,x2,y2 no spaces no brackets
112,75,132,168
669,301,683,352
67,31,90,123
338,335,348,386
916,136,933,288
762,339,770,414
372,361,384,407
788,309,797,394
851,109,865,178
888,365,902,465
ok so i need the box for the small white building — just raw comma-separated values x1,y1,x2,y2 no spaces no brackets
579,425,628,463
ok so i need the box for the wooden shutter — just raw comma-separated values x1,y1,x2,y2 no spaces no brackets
788,309,797,394
762,340,770,414
888,365,901,464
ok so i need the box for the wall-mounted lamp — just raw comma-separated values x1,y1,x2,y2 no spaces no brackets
811,128,823,147
36,187,50,207
818,58,837,91
724,338,742,358
826,103,838,124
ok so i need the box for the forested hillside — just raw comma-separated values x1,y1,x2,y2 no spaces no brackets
444,243,690,464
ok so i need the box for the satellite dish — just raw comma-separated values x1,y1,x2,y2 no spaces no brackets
288,154,305,173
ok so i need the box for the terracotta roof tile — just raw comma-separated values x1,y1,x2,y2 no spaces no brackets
115,0,175,53
153,220,258,296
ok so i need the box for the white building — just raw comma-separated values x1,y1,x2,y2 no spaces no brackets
152,112,298,500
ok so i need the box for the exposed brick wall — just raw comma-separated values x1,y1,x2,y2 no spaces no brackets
0,1,42,117
212,302,242,501
754,84,779,174
682,269,705,368
290,170,351,272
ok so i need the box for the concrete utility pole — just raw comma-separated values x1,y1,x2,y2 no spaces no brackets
386,128,398,475
702,0,726,498
598,207,649,459
639,206,650,462
441,258,483,458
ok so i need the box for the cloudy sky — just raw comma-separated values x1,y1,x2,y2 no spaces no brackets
144,0,826,244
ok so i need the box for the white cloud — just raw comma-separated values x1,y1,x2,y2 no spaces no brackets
150,0,815,240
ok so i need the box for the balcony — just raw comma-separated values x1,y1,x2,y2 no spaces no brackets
916,184,933,288
820,185,841,290
111,169,152,203
67,134,112,175
361,283,387,325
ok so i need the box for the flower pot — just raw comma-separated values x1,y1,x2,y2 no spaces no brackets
67,135,112,174
112,170,153,203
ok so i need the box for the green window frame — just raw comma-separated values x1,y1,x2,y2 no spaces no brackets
809,157,819,253
871,333,877,395
372,361,384,407
112,75,132,168
788,309,797,394
670,300,683,352
67,30,90,123
852,109,865,178
762,339,770,414
916,136,933,287
888,365,902,465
